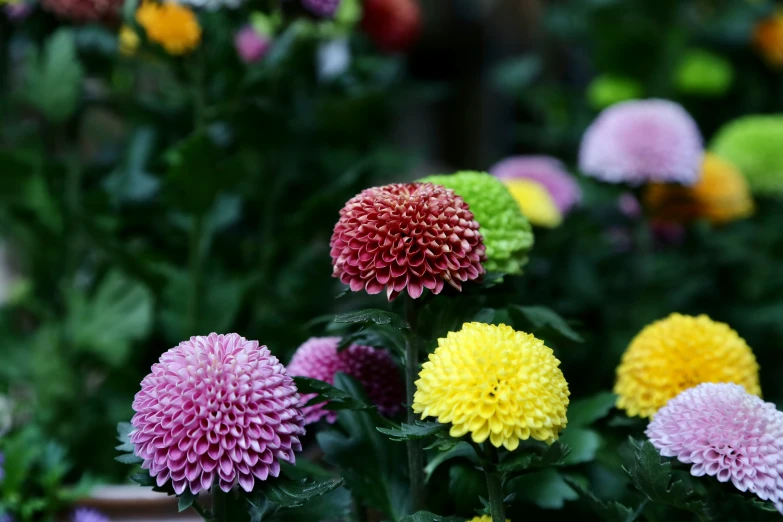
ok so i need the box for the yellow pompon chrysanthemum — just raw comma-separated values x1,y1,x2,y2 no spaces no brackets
503,179,563,228
136,1,201,56
413,322,570,450
645,152,754,225
469,517,510,522
118,25,140,56
615,313,761,419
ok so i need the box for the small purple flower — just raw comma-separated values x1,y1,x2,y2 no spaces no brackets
647,383,783,513
234,25,271,64
490,155,582,215
72,508,110,522
301,0,341,17
5,3,32,21
618,192,642,219
579,99,703,185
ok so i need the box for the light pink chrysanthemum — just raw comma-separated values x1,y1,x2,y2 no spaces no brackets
131,333,305,495
287,337,404,424
41,0,122,21
579,99,704,185
489,155,582,215
330,182,486,301
647,383,783,513
234,26,270,64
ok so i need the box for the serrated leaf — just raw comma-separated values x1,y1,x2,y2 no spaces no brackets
424,442,477,482
263,477,344,508
115,442,135,453
497,441,570,473
129,472,156,486
333,309,408,329
294,375,373,412
567,392,617,428
508,305,583,342
507,469,578,509
115,453,143,465
566,477,639,522
559,428,602,465
23,29,83,122
116,422,134,443
398,512,463,522
377,421,448,442
177,491,196,512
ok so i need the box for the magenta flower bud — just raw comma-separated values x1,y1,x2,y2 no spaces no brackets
234,25,270,64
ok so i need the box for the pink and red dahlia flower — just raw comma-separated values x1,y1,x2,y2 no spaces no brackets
647,383,783,513
41,0,122,22
330,182,486,301
287,337,403,424
361,0,421,53
490,155,582,215
130,333,305,495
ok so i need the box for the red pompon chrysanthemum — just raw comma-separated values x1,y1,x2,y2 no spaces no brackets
287,337,404,424
330,182,486,301
42,0,122,22
130,333,305,495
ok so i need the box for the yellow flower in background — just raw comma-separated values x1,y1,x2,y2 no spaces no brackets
615,313,761,419
645,152,754,225
118,25,140,56
413,322,570,450
136,1,201,56
754,9,783,67
503,179,563,228
469,517,510,522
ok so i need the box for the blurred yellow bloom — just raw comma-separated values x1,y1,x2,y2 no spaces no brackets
754,10,783,67
469,517,510,522
503,179,562,228
645,152,754,225
136,1,201,56
615,313,761,418
118,25,140,56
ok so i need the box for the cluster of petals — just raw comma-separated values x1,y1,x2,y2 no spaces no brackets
136,1,202,56
131,333,305,494
330,182,486,300
503,178,563,229
647,383,783,513
615,313,760,418
579,99,703,185
468,517,509,522
286,337,403,424
41,0,122,21
413,322,569,450
490,155,581,215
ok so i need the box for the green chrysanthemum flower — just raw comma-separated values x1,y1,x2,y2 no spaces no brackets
711,116,783,196
675,49,733,97
420,171,534,275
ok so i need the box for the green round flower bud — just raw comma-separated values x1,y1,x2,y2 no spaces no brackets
711,115,783,196
587,75,643,110
675,49,733,97
420,171,534,275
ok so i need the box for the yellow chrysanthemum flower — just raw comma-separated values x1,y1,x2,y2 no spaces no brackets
503,179,563,228
615,313,761,419
754,9,783,68
413,323,570,450
118,25,140,56
136,1,201,56
645,152,754,225
469,516,510,522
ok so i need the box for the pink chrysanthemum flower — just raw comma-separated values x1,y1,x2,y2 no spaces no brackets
647,383,783,513
234,25,270,64
490,155,582,215
130,333,305,495
330,182,486,301
41,0,122,21
287,337,404,424
579,99,704,185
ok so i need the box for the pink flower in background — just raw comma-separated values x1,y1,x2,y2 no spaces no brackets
330,182,486,300
579,99,703,185
302,0,341,17
41,0,122,22
287,337,403,424
234,25,270,64
130,333,305,494
71,508,110,522
490,155,582,215
618,192,642,219
647,383,783,513
5,3,32,20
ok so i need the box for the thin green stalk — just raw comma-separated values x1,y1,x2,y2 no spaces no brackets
211,488,227,522
404,296,425,512
483,444,506,522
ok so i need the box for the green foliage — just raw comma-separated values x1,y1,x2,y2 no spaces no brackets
334,308,409,329
293,375,375,412
508,305,584,342
398,512,464,522
261,477,345,508
377,421,449,442
497,441,571,473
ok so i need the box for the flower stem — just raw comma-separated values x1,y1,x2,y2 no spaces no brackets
403,296,425,512
211,488,227,522
483,444,506,522
190,499,212,521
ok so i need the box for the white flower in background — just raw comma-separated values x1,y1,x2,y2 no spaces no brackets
318,38,351,81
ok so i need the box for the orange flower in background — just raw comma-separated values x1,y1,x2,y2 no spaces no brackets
645,152,754,225
136,1,201,56
754,10,783,67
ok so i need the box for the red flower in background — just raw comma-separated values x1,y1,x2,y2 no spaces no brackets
361,0,421,53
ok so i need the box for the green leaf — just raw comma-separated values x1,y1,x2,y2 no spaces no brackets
566,392,617,428
566,478,639,522
23,29,83,122
490,55,542,94
267,487,352,522
115,453,143,465
507,469,578,509
508,305,584,342
497,441,571,473
129,472,156,487
178,491,196,512
294,376,374,412
263,477,344,508
398,512,463,522
559,428,602,465
377,421,448,441
449,463,486,514
624,439,706,513
116,422,133,443
333,309,409,329
424,442,477,482
103,127,160,204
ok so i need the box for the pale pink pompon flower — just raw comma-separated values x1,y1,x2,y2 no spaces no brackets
579,99,704,185
489,155,582,215
287,337,403,424
330,182,486,301
130,333,305,495
646,383,783,513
